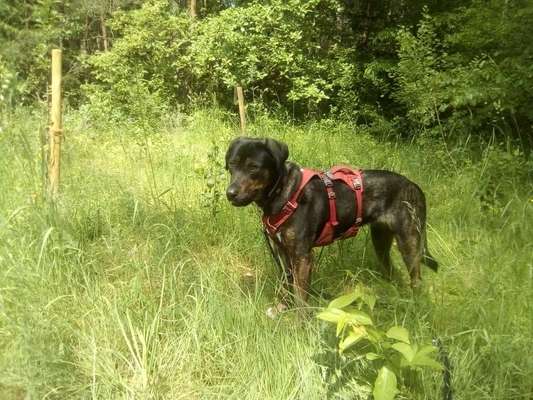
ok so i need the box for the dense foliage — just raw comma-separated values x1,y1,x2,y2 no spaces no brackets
83,1,192,123
1,0,532,143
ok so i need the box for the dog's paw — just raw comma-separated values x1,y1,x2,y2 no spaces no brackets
265,303,288,319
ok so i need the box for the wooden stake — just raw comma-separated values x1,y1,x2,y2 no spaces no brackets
190,0,197,18
48,49,62,199
100,15,109,51
236,85,246,134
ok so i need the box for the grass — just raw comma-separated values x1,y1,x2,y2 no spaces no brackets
0,107,532,399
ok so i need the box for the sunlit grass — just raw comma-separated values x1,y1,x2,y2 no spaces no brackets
0,107,531,399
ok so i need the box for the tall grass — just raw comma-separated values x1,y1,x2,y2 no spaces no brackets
0,107,531,399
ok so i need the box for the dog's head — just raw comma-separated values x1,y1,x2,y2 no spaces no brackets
225,137,288,206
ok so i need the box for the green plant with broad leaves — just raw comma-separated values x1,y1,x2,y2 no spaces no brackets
195,140,226,218
317,284,442,400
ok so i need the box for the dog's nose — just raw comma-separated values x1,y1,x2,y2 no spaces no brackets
226,186,238,201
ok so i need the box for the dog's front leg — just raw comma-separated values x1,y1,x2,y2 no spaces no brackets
264,235,294,319
266,228,313,318
270,237,294,302
266,250,313,318
291,252,313,308
281,226,314,309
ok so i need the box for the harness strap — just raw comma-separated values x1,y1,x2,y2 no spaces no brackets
262,168,320,235
329,166,364,223
320,173,339,227
263,166,364,247
262,200,297,234
353,174,363,224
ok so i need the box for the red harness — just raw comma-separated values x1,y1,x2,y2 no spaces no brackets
262,166,364,247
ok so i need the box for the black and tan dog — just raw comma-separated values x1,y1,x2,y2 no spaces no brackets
225,137,438,316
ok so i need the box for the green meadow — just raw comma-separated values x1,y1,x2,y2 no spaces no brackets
1,108,531,399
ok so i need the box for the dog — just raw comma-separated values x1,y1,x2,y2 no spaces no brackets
225,137,438,316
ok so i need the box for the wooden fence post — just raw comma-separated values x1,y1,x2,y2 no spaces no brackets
236,85,246,134
190,0,197,18
48,49,62,199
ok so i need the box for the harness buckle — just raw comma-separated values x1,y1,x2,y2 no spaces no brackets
282,200,297,214
328,191,336,199
321,174,334,187
355,217,363,225
353,178,362,190
263,219,277,235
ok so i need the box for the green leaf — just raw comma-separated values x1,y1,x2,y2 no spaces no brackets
336,315,347,337
355,283,377,311
410,355,443,370
362,291,377,311
373,366,399,400
317,308,345,324
410,345,442,370
391,342,416,362
365,352,382,360
345,309,373,326
339,326,367,352
328,291,361,309
415,344,438,358
386,326,410,344
366,326,384,343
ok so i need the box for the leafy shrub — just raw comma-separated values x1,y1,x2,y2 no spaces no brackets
394,1,533,142
196,140,226,218
394,10,444,128
82,1,192,125
190,0,361,117
317,284,442,399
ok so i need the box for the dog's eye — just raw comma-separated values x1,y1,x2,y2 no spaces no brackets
248,165,260,173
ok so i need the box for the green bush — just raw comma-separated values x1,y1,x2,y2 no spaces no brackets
82,1,192,125
190,0,361,117
394,1,533,142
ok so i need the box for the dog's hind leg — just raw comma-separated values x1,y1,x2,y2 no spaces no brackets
370,223,394,280
395,230,423,289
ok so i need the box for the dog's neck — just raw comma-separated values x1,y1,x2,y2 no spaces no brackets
257,162,302,216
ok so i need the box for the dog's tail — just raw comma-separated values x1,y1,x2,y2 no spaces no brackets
423,234,439,272
423,252,439,271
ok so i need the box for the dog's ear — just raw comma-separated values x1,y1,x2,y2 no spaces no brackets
263,138,289,172
225,137,245,170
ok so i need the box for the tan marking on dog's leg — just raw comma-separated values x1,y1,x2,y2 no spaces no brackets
282,227,297,242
